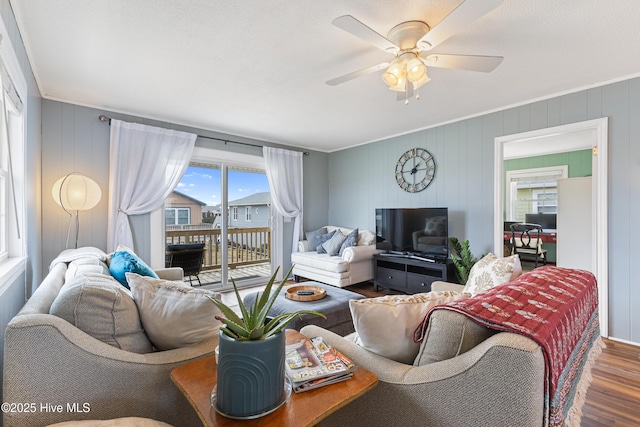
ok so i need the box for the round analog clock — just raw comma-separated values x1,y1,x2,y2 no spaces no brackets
395,148,436,193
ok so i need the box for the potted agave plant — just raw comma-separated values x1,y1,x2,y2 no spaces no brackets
208,265,325,418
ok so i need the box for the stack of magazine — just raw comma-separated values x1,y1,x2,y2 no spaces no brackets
285,336,356,393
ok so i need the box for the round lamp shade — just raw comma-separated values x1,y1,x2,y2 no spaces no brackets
52,173,102,211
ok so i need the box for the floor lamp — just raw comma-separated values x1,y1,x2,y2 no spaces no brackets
52,173,102,249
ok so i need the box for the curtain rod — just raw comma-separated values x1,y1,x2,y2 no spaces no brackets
98,115,309,156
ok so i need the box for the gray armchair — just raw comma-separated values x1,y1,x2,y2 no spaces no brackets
411,216,448,254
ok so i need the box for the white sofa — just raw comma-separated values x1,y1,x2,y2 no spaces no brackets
291,226,379,288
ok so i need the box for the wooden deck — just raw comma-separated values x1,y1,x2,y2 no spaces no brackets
193,262,272,289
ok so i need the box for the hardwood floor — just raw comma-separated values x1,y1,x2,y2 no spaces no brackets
344,282,640,427
581,338,640,427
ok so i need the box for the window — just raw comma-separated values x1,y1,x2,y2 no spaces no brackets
0,53,26,265
505,166,567,222
245,206,251,222
0,131,7,259
232,207,238,221
532,190,557,214
165,208,190,225
177,209,189,225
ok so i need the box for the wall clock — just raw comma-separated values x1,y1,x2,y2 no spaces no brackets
395,148,436,193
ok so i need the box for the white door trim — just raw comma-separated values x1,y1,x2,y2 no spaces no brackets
494,117,608,337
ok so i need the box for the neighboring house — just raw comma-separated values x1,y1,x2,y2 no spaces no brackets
203,204,222,228
165,191,207,228
228,192,271,228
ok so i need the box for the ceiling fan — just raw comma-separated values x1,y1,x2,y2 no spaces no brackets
326,0,504,102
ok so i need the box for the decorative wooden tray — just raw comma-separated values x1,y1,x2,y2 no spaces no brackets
285,285,327,301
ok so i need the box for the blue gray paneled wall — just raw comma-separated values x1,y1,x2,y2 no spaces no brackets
328,77,640,345
40,100,328,278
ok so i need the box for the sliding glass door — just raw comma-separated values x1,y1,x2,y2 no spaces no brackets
165,160,274,291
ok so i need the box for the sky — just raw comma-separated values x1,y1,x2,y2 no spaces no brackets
176,165,270,207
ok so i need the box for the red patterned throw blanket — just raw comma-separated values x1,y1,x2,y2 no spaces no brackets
414,266,602,427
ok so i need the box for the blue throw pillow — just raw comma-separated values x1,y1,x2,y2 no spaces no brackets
109,250,158,289
305,227,327,245
315,230,337,253
339,228,359,256
322,231,347,256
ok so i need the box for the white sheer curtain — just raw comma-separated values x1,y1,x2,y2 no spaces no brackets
107,119,196,252
263,147,303,252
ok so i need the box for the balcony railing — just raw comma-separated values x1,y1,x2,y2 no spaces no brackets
165,226,271,271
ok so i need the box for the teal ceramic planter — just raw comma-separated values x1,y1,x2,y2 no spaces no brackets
215,329,286,418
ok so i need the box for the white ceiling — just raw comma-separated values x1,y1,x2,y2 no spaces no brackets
10,0,640,153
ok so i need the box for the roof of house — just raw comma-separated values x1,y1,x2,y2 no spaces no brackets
172,190,207,206
203,204,222,213
229,192,271,207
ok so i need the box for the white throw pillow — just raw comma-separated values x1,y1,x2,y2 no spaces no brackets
126,273,223,350
65,257,111,283
357,229,376,245
349,291,470,364
463,253,521,295
510,254,523,281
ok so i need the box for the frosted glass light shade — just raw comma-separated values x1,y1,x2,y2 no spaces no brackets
388,76,407,92
412,72,431,89
407,58,427,82
52,173,102,211
382,70,398,86
382,60,405,87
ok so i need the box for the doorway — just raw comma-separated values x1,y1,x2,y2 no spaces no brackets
493,118,609,337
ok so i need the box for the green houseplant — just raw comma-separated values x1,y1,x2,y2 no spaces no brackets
208,265,325,418
208,264,325,341
449,237,480,285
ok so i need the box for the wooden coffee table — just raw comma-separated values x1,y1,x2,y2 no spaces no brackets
171,330,377,427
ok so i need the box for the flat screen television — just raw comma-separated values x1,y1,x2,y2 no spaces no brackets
524,213,557,230
375,207,449,260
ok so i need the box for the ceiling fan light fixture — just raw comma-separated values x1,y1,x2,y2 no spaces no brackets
388,76,407,92
412,72,430,90
406,58,427,82
328,4,505,99
382,70,398,86
382,59,405,88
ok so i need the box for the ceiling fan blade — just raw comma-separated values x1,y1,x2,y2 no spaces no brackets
326,62,390,86
423,54,503,72
417,0,503,50
332,15,399,53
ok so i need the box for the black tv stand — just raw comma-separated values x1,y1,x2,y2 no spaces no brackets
377,252,445,263
373,254,455,294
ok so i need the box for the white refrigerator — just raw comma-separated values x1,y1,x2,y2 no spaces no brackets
556,176,593,271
